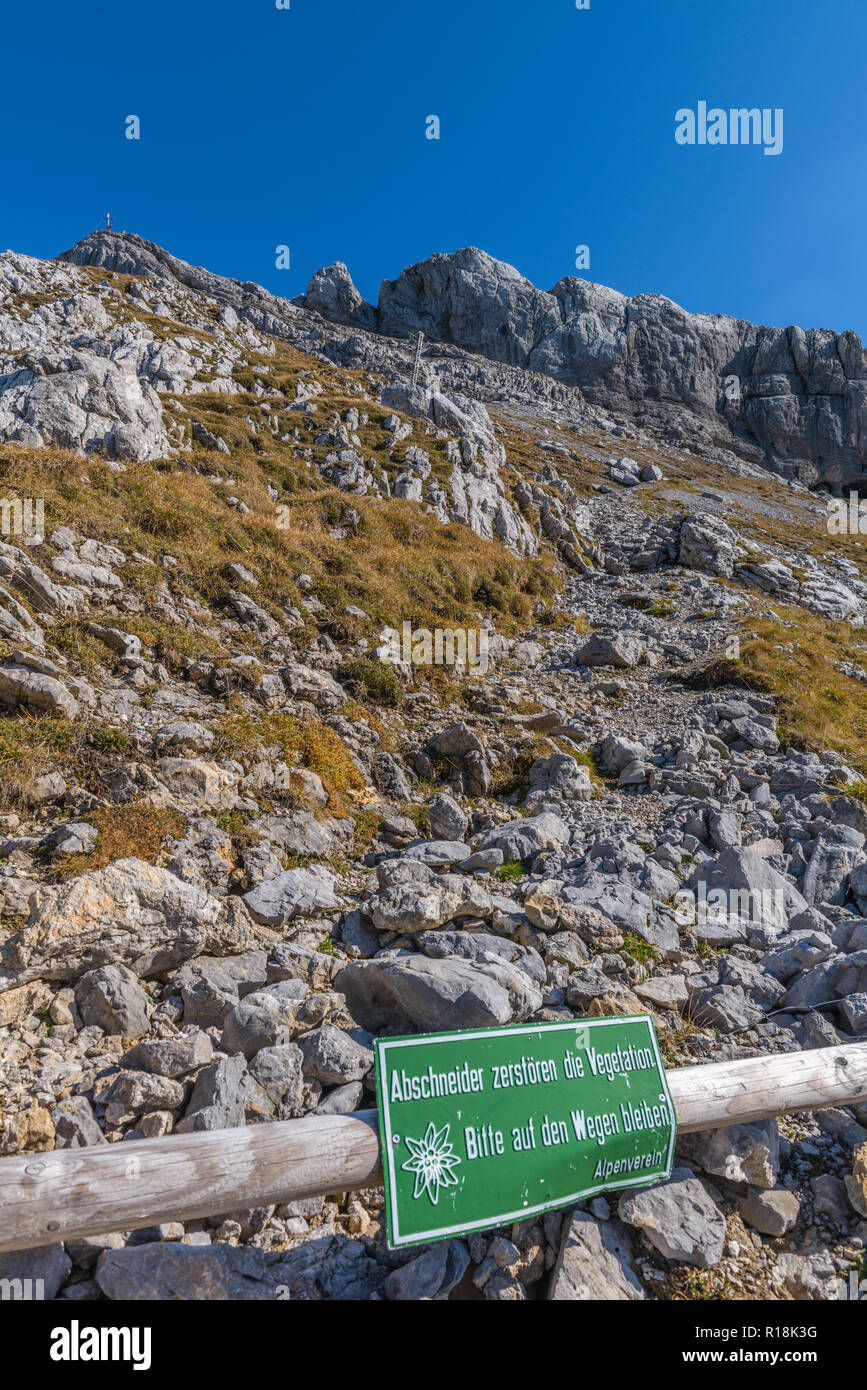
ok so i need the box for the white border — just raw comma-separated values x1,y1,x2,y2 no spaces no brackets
378,1015,676,1247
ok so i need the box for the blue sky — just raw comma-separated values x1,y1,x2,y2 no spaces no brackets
4,0,865,334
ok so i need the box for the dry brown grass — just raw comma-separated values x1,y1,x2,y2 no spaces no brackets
0,436,556,661
697,605,867,771
212,708,365,817
51,804,187,881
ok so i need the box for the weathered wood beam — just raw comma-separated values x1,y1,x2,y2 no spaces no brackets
0,1042,864,1254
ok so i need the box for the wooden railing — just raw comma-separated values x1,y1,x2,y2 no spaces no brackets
0,1042,865,1254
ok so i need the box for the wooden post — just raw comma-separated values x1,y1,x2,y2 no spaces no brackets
0,1042,864,1255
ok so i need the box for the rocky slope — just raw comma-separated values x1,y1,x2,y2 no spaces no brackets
0,232,865,1302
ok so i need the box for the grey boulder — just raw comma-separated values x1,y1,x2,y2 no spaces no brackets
738,1187,800,1236
0,662,80,720
121,1031,214,1078
51,1095,106,1149
618,1168,726,1268
74,963,151,1039
384,1239,469,1300
477,812,570,863
219,983,308,1059
296,1024,373,1085
526,753,593,805
0,1243,72,1300
678,514,738,578
1,859,221,985
549,1211,646,1300
176,1055,248,1134
96,1242,284,1301
427,792,469,841
576,631,645,669
242,867,338,928
678,1119,780,1189
366,865,492,933
247,1044,305,1121
336,952,542,1032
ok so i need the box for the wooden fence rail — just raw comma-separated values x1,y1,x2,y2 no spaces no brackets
0,1041,865,1254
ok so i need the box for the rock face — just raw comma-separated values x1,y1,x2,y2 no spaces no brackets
549,1211,646,1300
0,352,170,461
0,859,220,985
373,246,867,488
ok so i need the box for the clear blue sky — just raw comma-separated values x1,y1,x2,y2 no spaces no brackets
4,0,865,335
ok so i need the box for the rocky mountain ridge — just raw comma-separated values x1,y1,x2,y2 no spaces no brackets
302,245,867,492
59,231,867,491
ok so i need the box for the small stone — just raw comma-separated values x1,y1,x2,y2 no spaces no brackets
139,1111,174,1139
75,964,151,1039
738,1187,800,1236
812,1174,851,1223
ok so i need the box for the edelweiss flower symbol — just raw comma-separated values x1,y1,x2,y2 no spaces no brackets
401,1122,461,1205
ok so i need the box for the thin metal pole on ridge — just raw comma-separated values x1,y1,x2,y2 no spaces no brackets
411,329,425,388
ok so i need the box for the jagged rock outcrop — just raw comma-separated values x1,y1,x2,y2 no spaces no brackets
374,247,867,488
379,382,538,554
294,262,377,331
0,350,169,461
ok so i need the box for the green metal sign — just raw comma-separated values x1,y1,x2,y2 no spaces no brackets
375,1015,676,1248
